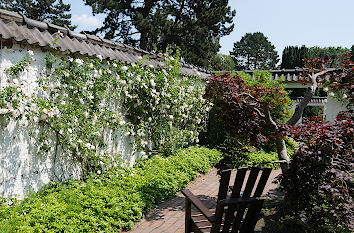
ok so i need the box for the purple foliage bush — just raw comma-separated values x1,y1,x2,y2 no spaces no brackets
279,112,353,232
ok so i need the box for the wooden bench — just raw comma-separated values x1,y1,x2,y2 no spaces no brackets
182,167,272,233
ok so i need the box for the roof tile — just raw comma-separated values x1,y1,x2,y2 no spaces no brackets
0,9,210,78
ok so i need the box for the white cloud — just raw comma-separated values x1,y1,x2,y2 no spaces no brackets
72,14,102,30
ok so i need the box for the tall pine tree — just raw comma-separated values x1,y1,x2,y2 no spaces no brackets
0,0,75,30
84,0,235,68
230,32,279,70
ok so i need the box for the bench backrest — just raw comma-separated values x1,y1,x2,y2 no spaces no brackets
211,167,272,233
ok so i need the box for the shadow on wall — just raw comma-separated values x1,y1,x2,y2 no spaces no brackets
0,118,81,199
0,46,139,199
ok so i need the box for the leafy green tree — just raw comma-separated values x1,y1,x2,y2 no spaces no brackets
351,45,354,62
0,0,75,29
281,45,309,69
307,46,350,67
211,54,235,71
230,32,279,70
83,0,235,68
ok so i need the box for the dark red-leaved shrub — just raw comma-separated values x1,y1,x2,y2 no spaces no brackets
203,72,290,145
278,111,354,232
202,72,292,168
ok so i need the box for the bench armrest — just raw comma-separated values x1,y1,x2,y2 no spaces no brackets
181,189,215,222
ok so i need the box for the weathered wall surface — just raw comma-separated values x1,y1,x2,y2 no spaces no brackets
324,96,349,121
287,85,349,123
0,45,137,199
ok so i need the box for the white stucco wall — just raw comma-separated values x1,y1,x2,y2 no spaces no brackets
290,100,348,124
0,44,137,199
287,84,350,123
324,96,349,121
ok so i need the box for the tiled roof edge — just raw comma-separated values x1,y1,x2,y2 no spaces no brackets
0,8,211,78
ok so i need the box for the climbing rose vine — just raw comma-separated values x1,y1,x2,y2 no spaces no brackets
0,50,210,175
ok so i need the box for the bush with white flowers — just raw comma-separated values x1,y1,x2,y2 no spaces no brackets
0,50,211,175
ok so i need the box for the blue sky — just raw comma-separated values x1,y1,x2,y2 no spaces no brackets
65,0,354,56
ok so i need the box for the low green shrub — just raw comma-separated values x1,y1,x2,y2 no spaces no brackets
244,137,296,167
0,146,222,232
216,137,296,169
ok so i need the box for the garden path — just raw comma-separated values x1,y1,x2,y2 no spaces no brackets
128,168,282,233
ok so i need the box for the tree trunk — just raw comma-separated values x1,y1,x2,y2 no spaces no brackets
275,136,290,171
262,102,290,172
287,87,314,125
138,0,154,50
287,69,335,125
140,31,148,50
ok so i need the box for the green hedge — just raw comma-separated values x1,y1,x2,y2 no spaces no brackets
243,138,296,168
0,146,222,232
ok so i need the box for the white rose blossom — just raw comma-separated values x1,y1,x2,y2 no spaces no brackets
48,111,55,117
94,70,100,78
75,59,84,66
150,79,156,87
11,109,20,118
141,141,148,146
140,151,147,157
122,66,128,71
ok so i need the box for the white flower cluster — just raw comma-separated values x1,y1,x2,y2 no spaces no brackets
0,52,210,173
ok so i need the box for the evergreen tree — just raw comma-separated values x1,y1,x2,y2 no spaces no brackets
84,0,235,68
230,32,279,70
281,45,308,69
0,0,75,30
281,46,350,68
